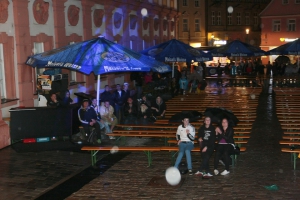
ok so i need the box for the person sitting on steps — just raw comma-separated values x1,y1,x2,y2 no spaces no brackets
78,99,103,144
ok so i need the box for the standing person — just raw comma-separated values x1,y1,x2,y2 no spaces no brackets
174,117,196,175
151,96,166,118
213,118,235,176
78,99,102,144
195,117,216,178
123,82,131,100
100,85,114,106
179,75,188,95
113,84,126,122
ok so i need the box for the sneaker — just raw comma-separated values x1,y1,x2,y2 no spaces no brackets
188,170,193,175
219,160,225,166
221,170,230,175
109,136,116,140
214,169,219,175
194,171,204,176
203,173,213,178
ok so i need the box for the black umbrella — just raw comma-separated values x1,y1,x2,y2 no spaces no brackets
204,107,239,126
169,111,202,123
275,55,290,64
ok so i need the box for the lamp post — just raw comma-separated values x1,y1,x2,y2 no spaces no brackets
245,28,249,43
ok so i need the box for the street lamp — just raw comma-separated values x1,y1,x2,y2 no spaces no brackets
245,28,249,43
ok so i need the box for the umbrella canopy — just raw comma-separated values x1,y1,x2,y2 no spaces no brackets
140,39,212,62
169,111,202,123
210,40,266,57
26,36,171,75
204,107,239,126
267,38,300,55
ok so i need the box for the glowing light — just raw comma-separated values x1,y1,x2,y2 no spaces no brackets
227,6,233,13
141,8,148,16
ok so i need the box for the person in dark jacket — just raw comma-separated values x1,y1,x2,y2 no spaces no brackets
151,96,166,118
113,84,127,122
123,97,138,125
61,90,73,107
213,118,235,176
47,93,61,108
138,103,153,125
100,85,114,106
78,99,102,144
195,117,216,178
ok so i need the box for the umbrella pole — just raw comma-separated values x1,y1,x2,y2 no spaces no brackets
172,62,175,78
96,74,101,107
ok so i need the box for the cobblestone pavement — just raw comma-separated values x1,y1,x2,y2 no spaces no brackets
1,87,300,199
67,90,300,200
0,146,90,200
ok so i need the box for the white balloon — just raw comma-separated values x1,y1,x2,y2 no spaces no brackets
227,6,233,13
141,8,148,16
165,167,181,186
110,146,119,154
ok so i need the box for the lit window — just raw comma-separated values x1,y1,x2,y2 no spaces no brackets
245,12,250,25
0,44,5,99
217,11,221,25
288,19,296,31
195,19,200,31
273,20,281,32
228,13,232,25
237,12,241,25
195,0,199,7
34,42,44,76
183,19,188,32
212,11,215,25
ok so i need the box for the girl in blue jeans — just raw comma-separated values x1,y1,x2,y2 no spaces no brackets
174,117,195,175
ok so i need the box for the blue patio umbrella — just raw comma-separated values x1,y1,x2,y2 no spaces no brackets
140,39,212,63
267,38,300,55
210,40,266,57
267,38,300,67
26,36,171,105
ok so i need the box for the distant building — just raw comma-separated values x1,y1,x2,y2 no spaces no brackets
260,0,300,64
206,0,270,47
177,0,207,48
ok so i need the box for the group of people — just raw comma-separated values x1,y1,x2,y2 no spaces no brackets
47,90,73,108
76,82,168,144
174,116,235,177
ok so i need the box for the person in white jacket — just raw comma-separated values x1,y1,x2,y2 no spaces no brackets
174,117,195,175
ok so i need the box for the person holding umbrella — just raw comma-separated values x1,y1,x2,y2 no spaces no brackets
213,118,235,176
195,116,216,178
174,117,196,175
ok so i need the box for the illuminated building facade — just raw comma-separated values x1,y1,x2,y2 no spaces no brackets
260,0,300,64
0,0,178,148
206,0,270,47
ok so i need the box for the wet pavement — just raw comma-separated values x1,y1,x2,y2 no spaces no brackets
1,84,300,199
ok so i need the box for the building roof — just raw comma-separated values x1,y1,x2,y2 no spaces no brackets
260,0,300,17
